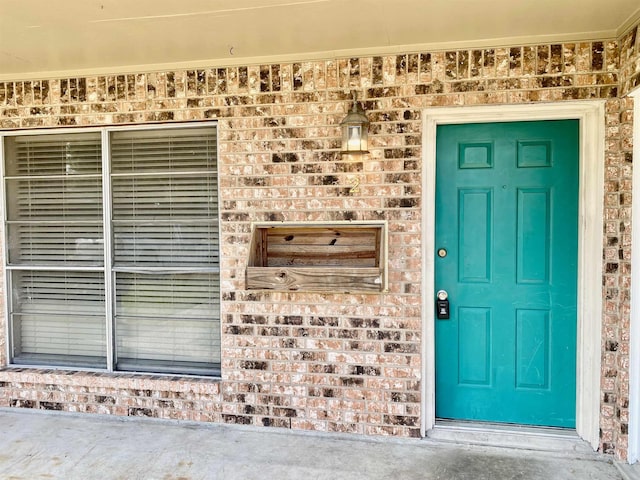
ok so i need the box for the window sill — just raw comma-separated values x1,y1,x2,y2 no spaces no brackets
0,365,222,383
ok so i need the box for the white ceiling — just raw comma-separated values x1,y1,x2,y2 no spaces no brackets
1,0,639,81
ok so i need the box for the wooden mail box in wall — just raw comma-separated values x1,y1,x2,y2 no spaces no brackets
246,221,388,293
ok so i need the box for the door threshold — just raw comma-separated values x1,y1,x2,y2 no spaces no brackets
427,419,594,454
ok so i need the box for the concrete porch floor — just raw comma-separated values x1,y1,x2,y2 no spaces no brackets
0,408,638,480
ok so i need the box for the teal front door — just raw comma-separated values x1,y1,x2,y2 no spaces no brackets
434,120,579,428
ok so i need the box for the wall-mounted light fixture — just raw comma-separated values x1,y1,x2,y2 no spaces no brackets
340,92,369,154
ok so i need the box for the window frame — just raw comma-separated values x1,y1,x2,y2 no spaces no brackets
1,122,222,376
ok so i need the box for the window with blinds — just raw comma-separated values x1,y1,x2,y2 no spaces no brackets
2,124,220,376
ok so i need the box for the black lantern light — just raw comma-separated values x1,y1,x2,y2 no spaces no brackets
340,91,369,154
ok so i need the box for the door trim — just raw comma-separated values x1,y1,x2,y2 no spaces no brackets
421,102,605,450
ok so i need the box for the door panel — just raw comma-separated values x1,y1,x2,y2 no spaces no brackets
435,120,578,428
517,188,550,284
459,189,492,282
515,308,549,389
458,307,491,385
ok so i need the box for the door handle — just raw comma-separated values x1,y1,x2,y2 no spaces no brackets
436,290,450,319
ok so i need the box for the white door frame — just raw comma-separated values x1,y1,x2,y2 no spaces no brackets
421,102,605,449
629,89,640,464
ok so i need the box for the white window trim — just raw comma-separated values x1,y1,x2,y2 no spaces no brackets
1,121,221,376
421,102,605,450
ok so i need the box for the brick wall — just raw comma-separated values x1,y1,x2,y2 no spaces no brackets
619,22,640,96
601,96,634,458
0,26,638,460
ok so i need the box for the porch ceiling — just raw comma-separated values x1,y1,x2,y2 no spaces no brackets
1,0,639,81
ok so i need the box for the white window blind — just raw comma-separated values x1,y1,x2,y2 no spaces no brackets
110,128,220,375
4,133,106,367
10,270,106,367
3,125,220,375
5,133,104,267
